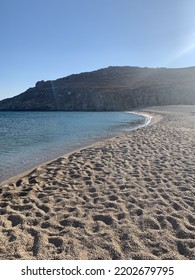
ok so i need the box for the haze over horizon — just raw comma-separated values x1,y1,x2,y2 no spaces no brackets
1,0,195,100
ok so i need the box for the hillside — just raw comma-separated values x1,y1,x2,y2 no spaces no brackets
0,66,195,111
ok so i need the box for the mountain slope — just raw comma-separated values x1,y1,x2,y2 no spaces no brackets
0,66,195,111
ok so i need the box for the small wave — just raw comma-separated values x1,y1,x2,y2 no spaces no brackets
125,111,152,131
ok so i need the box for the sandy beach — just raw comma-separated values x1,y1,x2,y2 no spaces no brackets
0,105,194,260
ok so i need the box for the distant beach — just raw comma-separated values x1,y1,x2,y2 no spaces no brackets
0,105,194,260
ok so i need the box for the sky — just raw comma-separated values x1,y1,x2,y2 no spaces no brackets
1,0,195,100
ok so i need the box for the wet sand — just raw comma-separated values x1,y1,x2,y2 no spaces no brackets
0,105,194,260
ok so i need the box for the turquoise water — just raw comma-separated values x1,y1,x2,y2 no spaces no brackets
0,111,147,183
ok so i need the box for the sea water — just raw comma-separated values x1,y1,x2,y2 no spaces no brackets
0,111,147,183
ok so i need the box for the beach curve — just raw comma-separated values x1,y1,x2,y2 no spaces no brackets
0,105,194,260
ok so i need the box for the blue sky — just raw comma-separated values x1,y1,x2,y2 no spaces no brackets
1,0,195,100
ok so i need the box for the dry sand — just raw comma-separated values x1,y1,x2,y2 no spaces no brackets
0,105,194,260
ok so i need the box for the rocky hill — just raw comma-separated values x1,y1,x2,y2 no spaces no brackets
0,66,195,111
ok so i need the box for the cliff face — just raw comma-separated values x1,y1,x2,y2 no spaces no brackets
0,66,195,111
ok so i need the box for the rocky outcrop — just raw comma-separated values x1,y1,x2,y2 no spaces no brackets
0,66,195,111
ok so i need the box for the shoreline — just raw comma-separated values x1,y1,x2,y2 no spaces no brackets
0,111,153,186
126,111,153,127
0,105,194,260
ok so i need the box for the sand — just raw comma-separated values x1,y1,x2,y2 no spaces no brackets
0,105,194,260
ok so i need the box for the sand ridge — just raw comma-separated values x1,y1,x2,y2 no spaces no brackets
0,105,194,259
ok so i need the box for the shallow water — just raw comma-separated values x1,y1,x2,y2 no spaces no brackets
0,111,146,183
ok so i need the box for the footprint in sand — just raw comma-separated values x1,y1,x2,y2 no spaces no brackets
8,214,23,227
59,219,85,229
48,237,63,250
93,214,113,226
